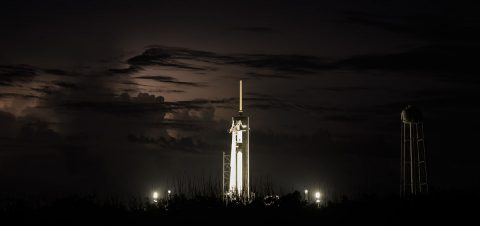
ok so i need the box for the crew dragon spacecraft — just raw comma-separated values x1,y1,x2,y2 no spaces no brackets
224,80,250,202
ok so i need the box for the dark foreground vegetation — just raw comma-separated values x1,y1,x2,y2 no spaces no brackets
1,191,477,225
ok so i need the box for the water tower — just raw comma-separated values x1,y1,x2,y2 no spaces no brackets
400,105,429,196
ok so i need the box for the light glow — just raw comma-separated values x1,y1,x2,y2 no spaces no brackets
229,124,237,192
237,130,243,143
237,151,243,194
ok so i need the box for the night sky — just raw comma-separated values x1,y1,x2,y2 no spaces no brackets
1,0,479,198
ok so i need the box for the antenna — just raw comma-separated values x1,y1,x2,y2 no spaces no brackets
239,80,243,113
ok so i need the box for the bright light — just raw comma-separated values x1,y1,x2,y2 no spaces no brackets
152,191,159,199
168,190,171,194
237,130,243,143
237,151,243,193
229,129,237,192
315,192,321,199
304,189,308,194
316,199,320,203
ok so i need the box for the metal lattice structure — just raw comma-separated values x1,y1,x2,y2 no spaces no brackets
400,105,429,196
222,152,230,201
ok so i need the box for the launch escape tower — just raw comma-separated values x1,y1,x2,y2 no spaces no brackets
223,80,250,202
400,105,429,196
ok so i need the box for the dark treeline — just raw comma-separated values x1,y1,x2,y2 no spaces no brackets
1,190,477,225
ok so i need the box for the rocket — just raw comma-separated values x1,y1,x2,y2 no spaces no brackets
228,80,250,200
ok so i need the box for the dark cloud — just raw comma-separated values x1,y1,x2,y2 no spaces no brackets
49,92,168,116
0,93,41,99
333,44,480,77
345,10,480,42
167,98,235,111
52,81,79,89
135,76,205,87
0,64,37,85
113,43,480,81
375,93,480,116
111,46,334,76
31,86,57,95
108,66,141,74
149,119,204,131
123,46,223,72
163,89,185,93
230,54,333,74
167,95,315,112
17,120,62,142
245,72,293,79
321,86,372,92
0,73,219,194
128,134,208,153
43,69,72,76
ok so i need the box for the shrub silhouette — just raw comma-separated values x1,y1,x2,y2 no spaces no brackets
1,191,478,224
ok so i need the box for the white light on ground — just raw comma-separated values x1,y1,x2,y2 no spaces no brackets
168,190,171,194
305,189,308,194
315,191,321,208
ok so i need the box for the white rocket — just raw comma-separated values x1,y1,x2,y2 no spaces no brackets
228,80,250,200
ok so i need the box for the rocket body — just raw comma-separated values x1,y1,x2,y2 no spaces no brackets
228,115,249,199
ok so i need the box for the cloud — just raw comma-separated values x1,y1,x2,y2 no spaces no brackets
17,120,62,142
108,66,141,74
245,72,293,79
52,81,79,89
0,64,37,85
0,93,41,99
229,54,333,74
166,95,311,112
109,43,480,83
0,71,225,193
333,44,480,77
31,86,57,95
127,134,208,153
344,10,480,42
321,86,372,92
122,46,223,72
48,92,168,116
162,89,185,93
43,69,73,76
109,46,334,76
135,75,205,87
